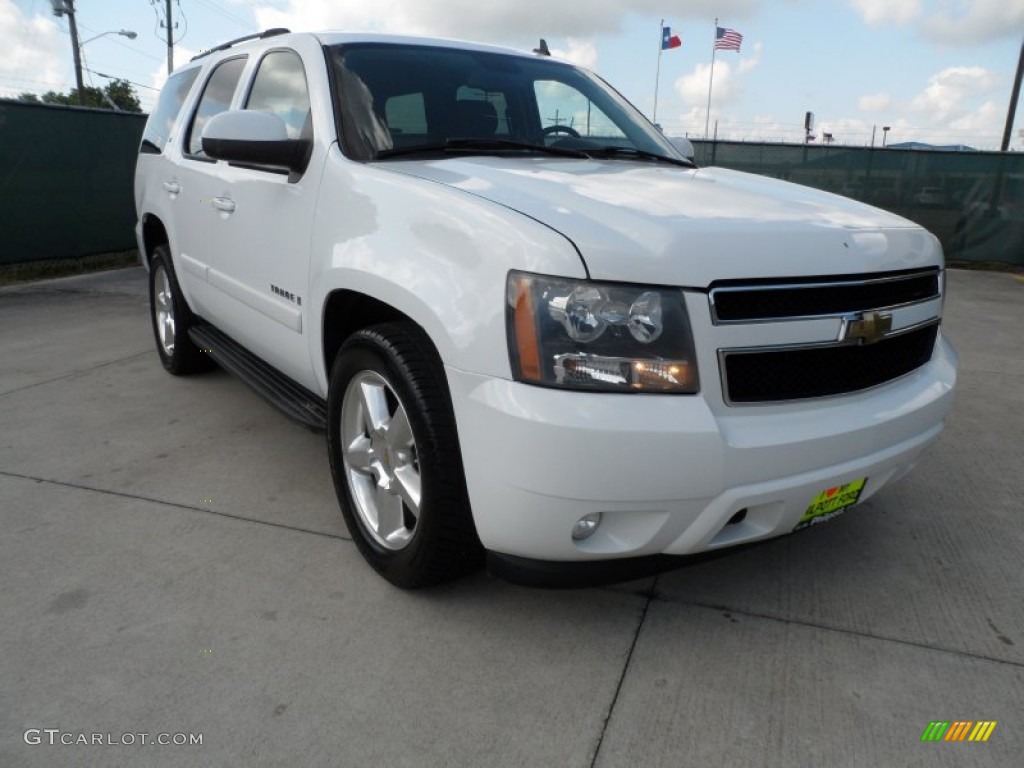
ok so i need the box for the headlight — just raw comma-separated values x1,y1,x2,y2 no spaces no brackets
506,271,699,393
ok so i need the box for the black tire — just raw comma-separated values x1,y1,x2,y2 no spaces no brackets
148,245,212,375
327,322,483,588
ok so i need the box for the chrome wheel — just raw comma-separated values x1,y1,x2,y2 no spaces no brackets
340,370,421,550
153,264,176,358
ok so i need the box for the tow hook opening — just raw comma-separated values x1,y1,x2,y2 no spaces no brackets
726,508,748,526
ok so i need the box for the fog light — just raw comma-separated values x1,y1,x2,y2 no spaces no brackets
572,512,602,541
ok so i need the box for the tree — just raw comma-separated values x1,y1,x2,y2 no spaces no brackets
101,79,142,112
18,79,142,113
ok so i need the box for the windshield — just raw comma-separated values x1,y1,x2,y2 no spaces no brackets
327,43,686,164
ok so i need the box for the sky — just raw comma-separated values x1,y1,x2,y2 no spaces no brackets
1,0,1022,149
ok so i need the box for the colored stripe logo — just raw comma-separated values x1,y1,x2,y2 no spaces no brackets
921,721,997,742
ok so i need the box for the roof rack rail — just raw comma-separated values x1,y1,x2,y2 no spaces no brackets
190,28,291,62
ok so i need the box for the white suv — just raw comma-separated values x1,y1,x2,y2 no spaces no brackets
135,30,957,587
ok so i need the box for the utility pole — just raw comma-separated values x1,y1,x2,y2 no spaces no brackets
1001,37,1023,152
165,0,174,74
51,0,85,105
66,1,84,104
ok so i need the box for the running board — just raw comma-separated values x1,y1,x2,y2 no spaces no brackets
189,323,327,432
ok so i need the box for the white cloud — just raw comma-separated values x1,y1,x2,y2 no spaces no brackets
816,116,874,142
910,65,999,123
947,98,1002,134
253,0,761,46
150,46,200,93
738,41,762,73
858,92,893,112
674,42,760,108
0,0,66,97
849,0,1023,45
922,0,1024,45
849,0,922,26
550,38,599,70
667,45,763,139
675,62,739,107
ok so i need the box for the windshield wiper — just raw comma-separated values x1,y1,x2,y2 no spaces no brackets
587,146,696,168
376,138,590,160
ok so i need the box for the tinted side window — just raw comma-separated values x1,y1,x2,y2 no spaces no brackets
245,50,311,140
186,56,247,158
141,68,200,154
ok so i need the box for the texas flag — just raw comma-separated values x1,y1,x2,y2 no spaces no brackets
662,27,682,50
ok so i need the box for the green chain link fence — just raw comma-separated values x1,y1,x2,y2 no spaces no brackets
691,139,1024,266
1,98,1021,267
0,99,146,265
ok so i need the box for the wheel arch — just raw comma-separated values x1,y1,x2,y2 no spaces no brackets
141,214,169,267
322,289,440,380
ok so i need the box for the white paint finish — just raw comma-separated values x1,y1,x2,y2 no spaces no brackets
177,252,207,281
207,267,301,333
306,145,587,391
201,110,289,143
445,335,954,560
387,158,942,286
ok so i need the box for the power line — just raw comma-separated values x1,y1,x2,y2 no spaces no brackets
190,0,254,31
83,68,161,91
0,74,76,89
176,0,189,43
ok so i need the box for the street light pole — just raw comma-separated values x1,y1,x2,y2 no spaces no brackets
80,30,138,46
51,2,136,107
882,125,891,148
76,30,138,109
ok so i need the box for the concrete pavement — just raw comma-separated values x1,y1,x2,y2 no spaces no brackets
1,267,1021,767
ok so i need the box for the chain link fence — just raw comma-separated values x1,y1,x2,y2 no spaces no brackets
2,99,1021,268
692,140,1024,266
0,99,146,264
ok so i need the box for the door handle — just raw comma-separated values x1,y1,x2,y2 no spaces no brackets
162,181,181,194
212,197,236,213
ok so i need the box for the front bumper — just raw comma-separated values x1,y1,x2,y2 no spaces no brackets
446,332,957,562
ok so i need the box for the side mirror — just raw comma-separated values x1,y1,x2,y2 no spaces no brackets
201,110,310,180
670,136,695,161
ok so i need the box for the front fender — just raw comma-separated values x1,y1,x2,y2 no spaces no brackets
308,147,586,391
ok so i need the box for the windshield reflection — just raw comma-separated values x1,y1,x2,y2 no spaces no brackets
327,43,685,164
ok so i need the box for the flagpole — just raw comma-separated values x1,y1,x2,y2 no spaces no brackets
704,18,717,139
653,19,664,124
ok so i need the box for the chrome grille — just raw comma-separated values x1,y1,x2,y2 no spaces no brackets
720,322,939,404
709,268,940,324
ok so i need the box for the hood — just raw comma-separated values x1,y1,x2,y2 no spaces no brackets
383,157,939,287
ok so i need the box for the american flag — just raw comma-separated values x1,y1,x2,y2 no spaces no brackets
715,27,743,52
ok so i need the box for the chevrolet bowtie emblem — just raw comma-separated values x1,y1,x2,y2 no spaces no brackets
840,310,893,344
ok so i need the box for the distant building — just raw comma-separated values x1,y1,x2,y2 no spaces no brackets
887,141,977,152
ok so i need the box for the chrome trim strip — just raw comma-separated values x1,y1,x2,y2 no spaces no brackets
717,319,940,407
708,269,941,325
711,296,940,326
